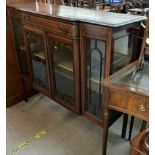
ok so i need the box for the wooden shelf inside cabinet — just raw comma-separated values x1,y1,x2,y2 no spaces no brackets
55,53,103,89
33,51,45,60
55,60,73,78
31,51,46,63
53,47,73,77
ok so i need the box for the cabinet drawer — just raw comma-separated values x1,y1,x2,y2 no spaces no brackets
21,13,78,37
110,91,149,121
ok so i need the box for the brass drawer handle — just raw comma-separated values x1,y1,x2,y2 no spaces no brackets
58,26,68,34
139,104,146,112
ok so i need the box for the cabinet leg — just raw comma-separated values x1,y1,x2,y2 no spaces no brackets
128,116,135,140
102,89,110,155
121,114,128,139
21,79,28,102
102,112,109,155
140,120,147,132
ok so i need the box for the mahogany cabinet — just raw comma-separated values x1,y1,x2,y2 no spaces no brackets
7,2,144,125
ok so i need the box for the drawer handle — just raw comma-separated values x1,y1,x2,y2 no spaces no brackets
58,26,68,34
139,104,146,112
23,16,31,21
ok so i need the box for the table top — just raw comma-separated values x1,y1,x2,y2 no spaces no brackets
103,61,149,97
7,2,146,27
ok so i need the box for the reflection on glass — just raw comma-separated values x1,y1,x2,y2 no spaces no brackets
112,35,133,72
27,32,48,89
112,62,149,91
28,33,45,60
86,38,105,119
50,40,74,103
11,17,29,75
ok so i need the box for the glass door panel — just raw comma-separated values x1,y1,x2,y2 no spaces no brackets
86,38,105,119
25,30,50,92
11,17,29,75
48,38,74,104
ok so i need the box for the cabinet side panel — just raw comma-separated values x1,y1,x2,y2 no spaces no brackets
6,11,24,106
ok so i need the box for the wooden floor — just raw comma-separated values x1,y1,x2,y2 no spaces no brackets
6,94,142,155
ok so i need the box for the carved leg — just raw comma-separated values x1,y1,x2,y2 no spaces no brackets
121,113,128,139
128,116,135,140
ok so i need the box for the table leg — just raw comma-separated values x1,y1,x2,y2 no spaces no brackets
102,112,109,155
128,116,135,140
121,113,128,139
102,89,110,155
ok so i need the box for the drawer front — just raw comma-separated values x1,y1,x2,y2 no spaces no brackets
110,91,149,121
21,13,78,37
80,23,109,40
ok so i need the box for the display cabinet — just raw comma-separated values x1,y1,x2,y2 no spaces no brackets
7,2,145,124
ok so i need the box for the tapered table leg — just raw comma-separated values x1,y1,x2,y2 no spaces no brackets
128,116,135,140
102,89,110,155
102,112,109,155
121,113,128,139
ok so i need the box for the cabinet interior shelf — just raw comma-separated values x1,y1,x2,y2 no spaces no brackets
89,74,103,85
53,49,73,77
54,50,103,87
33,51,45,60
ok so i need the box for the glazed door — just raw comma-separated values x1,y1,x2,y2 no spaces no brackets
47,33,80,113
81,24,120,126
82,37,106,124
23,26,51,96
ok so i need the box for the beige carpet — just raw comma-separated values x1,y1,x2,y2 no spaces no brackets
6,94,143,155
